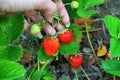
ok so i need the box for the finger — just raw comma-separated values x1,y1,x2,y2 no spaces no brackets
24,0,57,23
56,1,70,27
55,21,64,31
24,11,42,23
24,11,56,36
39,1,57,22
24,20,43,38
42,23,56,36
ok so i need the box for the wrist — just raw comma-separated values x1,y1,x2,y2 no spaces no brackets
0,0,37,12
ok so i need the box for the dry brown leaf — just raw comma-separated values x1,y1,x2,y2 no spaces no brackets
97,45,107,57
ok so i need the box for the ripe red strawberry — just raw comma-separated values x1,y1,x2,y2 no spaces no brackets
58,29,72,44
43,37,60,56
104,52,111,59
69,55,83,69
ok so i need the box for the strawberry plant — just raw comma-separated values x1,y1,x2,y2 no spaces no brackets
64,0,104,67
0,13,25,80
1,0,120,80
101,15,120,77
0,11,80,80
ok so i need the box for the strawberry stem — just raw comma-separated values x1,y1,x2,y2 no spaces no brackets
41,61,50,70
73,69,79,80
27,63,37,79
38,60,40,71
113,75,116,80
64,3,71,6
85,19,101,68
80,66,90,80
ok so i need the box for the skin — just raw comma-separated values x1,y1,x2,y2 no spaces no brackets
0,0,70,38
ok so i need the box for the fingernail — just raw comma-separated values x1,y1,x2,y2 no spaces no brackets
53,34,58,38
38,35,43,39
65,23,70,27
50,29,56,36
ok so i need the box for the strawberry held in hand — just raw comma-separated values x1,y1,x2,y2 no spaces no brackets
30,24,41,35
69,55,83,69
58,29,72,44
43,37,60,56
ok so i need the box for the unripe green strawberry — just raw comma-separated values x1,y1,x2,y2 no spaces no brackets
43,37,60,56
30,24,41,35
58,29,72,44
71,1,79,9
69,55,83,69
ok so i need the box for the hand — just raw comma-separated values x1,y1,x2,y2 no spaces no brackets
0,0,70,38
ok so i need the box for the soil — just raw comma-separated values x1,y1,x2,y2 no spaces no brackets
19,0,120,80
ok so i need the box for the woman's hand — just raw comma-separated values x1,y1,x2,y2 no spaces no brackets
0,0,70,38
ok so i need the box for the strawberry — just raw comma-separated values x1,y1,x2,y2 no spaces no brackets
69,55,83,69
71,1,79,9
43,37,60,56
58,29,72,44
30,23,41,35
104,52,111,59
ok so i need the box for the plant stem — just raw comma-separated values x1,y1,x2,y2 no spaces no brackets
41,61,50,70
27,63,37,79
80,67,90,80
64,3,71,6
113,75,116,80
38,60,40,71
73,69,79,80
85,19,101,67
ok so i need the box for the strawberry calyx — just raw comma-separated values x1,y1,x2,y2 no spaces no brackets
58,29,68,34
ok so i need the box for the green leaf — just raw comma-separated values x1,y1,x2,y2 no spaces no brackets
77,8,99,18
103,15,120,39
0,26,9,46
0,15,10,26
43,76,55,80
14,76,25,80
59,41,79,55
101,59,120,76
38,48,53,62
0,45,23,62
73,28,82,39
67,8,80,19
32,70,47,80
6,13,24,42
0,60,25,80
69,24,82,39
85,0,104,9
110,38,120,57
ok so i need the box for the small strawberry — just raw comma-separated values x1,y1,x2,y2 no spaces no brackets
43,37,60,56
58,29,72,44
69,55,83,69
104,52,111,59
30,23,41,35
71,1,79,9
